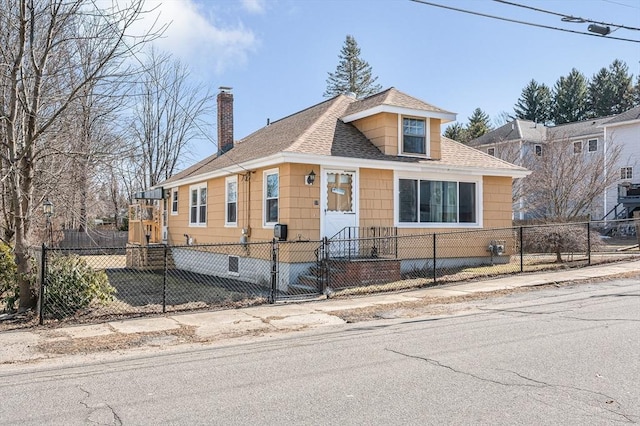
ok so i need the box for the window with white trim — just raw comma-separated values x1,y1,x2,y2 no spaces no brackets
398,179,477,224
588,139,598,152
264,169,279,225
534,144,543,156
171,189,178,215
189,184,207,225
225,176,238,226
621,167,633,180
401,117,427,156
487,147,495,156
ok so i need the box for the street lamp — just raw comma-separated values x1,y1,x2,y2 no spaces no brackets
43,198,54,246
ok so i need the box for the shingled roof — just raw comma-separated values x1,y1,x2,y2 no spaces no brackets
162,88,525,186
602,105,640,126
343,87,455,118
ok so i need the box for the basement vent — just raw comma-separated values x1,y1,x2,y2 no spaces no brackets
228,255,239,275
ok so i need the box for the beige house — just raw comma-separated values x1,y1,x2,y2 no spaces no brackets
129,87,528,290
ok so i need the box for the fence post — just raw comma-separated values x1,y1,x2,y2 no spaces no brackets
38,243,46,325
432,233,437,284
323,237,330,293
162,244,167,313
270,238,277,303
587,222,591,266
519,226,524,273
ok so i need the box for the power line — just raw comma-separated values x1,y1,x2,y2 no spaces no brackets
494,0,640,31
409,0,640,43
601,0,640,10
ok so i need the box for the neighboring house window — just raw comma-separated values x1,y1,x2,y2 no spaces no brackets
487,147,495,156
264,169,279,225
573,141,582,154
398,178,477,224
226,176,238,226
189,184,207,225
588,139,598,152
534,144,543,156
402,117,427,155
621,167,633,180
171,189,178,215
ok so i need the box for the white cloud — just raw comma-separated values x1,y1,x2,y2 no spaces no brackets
134,1,259,75
241,0,266,14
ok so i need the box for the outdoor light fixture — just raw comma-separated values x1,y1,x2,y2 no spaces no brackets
305,170,316,186
43,198,53,218
43,198,54,247
587,24,611,36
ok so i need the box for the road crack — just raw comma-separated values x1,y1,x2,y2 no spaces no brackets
387,349,637,423
78,385,122,425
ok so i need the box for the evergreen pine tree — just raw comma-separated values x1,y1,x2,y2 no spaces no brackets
324,35,382,98
553,68,588,124
608,59,634,114
466,108,492,141
634,75,640,106
443,122,469,143
513,79,552,124
587,67,614,118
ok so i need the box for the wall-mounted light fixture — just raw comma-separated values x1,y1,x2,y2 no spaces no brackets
305,170,316,186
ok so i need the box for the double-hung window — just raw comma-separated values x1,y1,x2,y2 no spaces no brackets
226,176,238,226
398,178,477,225
189,184,207,226
171,189,178,215
402,117,427,155
588,139,598,152
264,169,279,225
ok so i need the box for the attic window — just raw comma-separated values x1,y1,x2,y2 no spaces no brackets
487,147,495,156
588,139,598,152
534,144,543,156
401,117,427,156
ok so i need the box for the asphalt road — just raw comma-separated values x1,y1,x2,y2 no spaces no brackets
0,278,638,425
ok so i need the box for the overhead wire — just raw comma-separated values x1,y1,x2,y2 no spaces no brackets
493,0,640,31
409,0,640,43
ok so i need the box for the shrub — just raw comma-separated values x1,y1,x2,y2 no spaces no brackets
0,242,18,312
523,224,603,262
45,254,116,318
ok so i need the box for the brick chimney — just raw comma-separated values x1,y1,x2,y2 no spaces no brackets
217,86,234,155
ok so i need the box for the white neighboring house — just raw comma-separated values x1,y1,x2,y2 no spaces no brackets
601,106,640,219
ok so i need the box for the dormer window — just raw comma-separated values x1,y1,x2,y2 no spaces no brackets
402,117,427,155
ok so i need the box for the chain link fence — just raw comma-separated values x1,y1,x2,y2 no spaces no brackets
1,218,636,328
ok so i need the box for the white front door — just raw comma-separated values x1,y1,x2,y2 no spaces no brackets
322,169,358,250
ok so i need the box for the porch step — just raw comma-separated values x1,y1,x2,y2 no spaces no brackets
297,274,324,289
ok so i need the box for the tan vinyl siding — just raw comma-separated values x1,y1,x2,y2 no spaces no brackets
351,112,398,156
358,168,394,227
483,176,513,228
166,163,322,245
429,118,441,160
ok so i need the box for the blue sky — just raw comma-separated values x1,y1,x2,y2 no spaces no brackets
141,0,640,165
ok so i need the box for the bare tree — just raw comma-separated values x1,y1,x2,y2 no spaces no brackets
129,48,215,190
522,137,621,221
0,0,163,310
